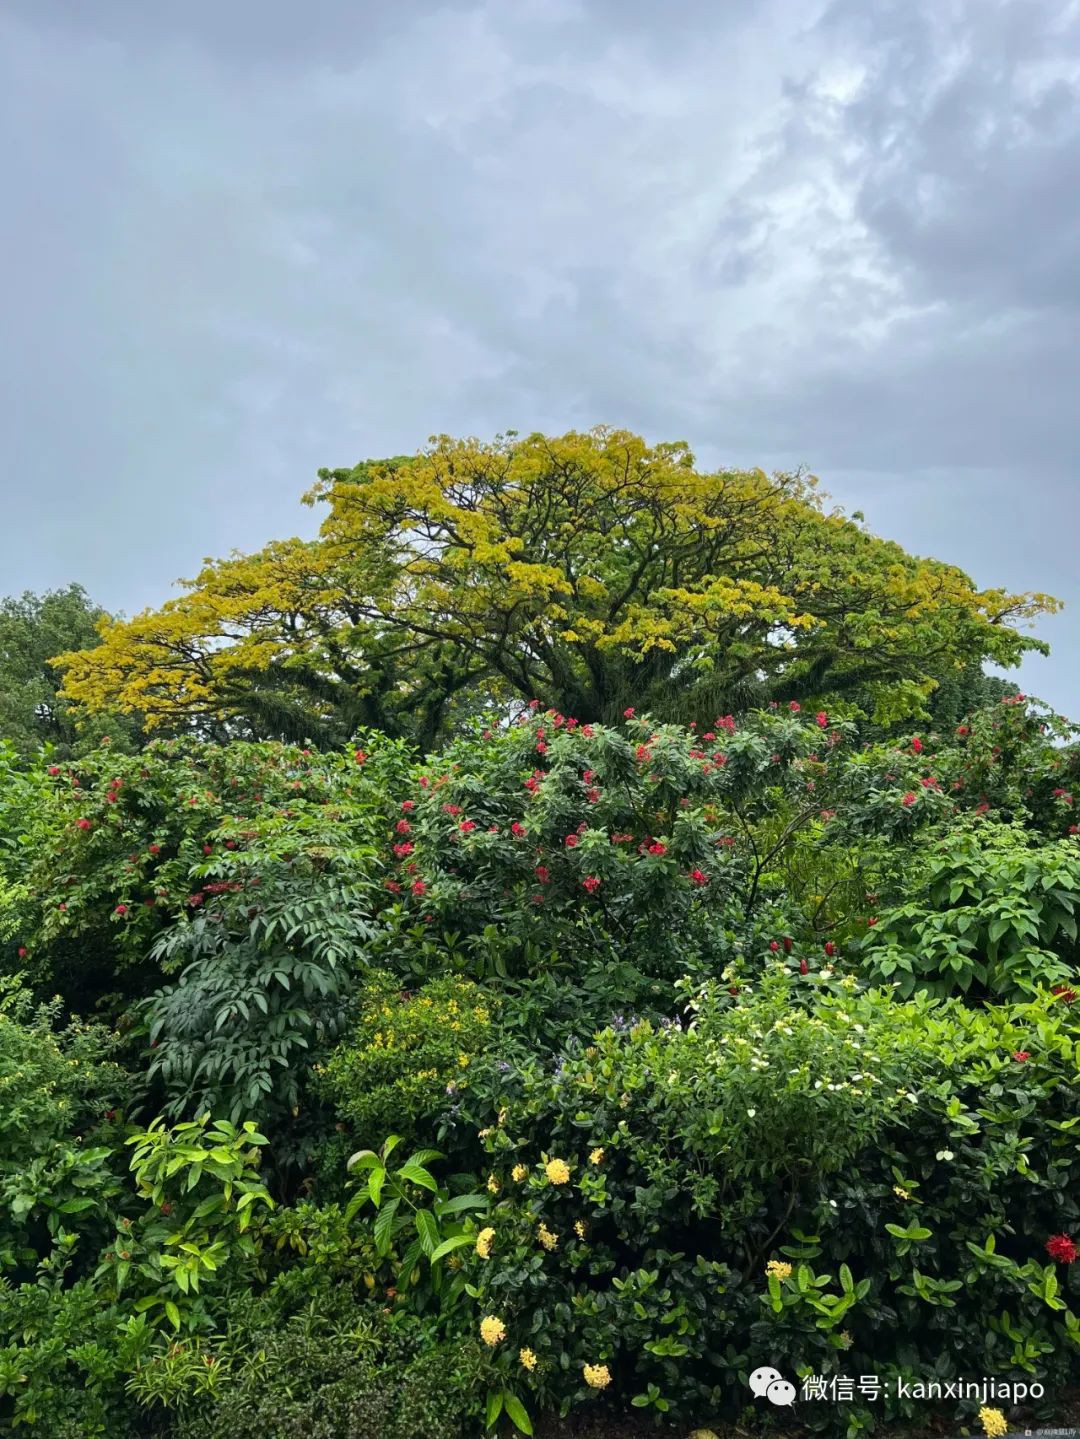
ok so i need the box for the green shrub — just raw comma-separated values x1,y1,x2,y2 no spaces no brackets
0,1280,152,1437
442,971,1080,1432
10,732,403,1008
317,974,495,1149
861,820,1080,999
167,1310,485,1439
0,979,128,1275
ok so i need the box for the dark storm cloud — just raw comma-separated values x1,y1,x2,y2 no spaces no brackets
1,0,1077,709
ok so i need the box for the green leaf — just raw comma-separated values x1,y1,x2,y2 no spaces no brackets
396,1161,438,1193
503,1393,533,1435
430,1233,475,1263
414,1208,440,1256
374,1197,400,1257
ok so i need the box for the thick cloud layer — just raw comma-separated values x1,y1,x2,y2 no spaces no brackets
2,0,1077,711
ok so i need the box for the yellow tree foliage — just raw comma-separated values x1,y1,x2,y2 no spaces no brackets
58,428,1058,742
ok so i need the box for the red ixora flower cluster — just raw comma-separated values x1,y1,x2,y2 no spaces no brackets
1046,1234,1078,1264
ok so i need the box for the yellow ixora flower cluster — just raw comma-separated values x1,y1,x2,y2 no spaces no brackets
475,1227,495,1258
894,1185,911,1200
538,1222,558,1251
545,1157,571,1185
589,1147,605,1165
766,1260,793,1281
979,1406,1008,1438
583,1363,611,1389
519,1347,538,1371
480,1315,506,1347
512,1163,528,1182
487,1174,500,1194
574,1220,587,1239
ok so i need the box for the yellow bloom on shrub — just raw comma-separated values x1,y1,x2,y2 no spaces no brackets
487,1174,501,1194
894,1185,911,1200
979,1406,1008,1438
538,1222,558,1251
575,1220,587,1239
589,1147,605,1165
545,1157,571,1185
480,1315,506,1346
475,1226,495,1258
519,1347,538,1371
583,1363,611,1389
512,1162,528,1182
766,1259,792,1280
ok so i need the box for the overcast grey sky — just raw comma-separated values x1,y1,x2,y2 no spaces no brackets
2,0,1078,714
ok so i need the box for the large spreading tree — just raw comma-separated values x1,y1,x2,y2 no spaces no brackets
56,428,1056,746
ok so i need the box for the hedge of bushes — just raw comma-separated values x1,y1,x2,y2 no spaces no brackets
1,696,1079,1437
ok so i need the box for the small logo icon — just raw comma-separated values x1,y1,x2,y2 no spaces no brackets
749,1366,797,1406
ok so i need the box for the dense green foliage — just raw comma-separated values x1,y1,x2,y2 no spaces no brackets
0,585,139,759
1,483,1078,1439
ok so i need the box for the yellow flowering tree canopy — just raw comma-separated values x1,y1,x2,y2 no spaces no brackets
57,428,1057,741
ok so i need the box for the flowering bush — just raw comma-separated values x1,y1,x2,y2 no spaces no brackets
4,693,1080,1437
369,706,960,991
11,732,406,1005
438,970,1080,1431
